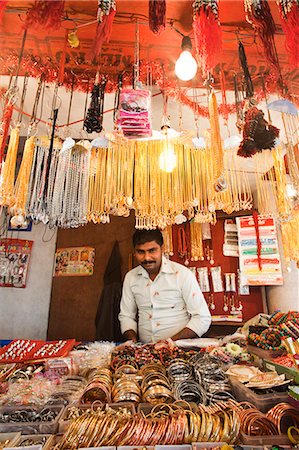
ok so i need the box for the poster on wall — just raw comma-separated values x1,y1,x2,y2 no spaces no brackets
54,247,95,277
236,215,283,286
0,239,33,288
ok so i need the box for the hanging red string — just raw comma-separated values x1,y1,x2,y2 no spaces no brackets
278,0,299,68
0,0,8,26
192,0,222,76
92,0,116,57
244,0,285,93
58,30,68,85
0,101,14,165
24,0,64,29
252,210,262,271
149,0,166,34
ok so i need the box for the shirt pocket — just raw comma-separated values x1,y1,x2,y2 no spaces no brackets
131,284,149,308
155,290,186,311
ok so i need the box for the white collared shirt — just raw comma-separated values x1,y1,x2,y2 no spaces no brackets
119,256,212,343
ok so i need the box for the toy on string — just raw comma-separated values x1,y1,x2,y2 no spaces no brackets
92,0,116,57
192,0,222,76
278,0,299,68
149,0,166,34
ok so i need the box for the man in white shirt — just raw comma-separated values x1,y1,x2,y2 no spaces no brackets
119,229,212,343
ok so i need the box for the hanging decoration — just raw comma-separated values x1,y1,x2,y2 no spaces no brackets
190,221,204,261
26,136,62,224
92,0,116,57
238,106,280,157
192,0,222,75
208,91,225,184
281,212,299,266
162,225,174,256
244,0,284,92
118,89,152,137
84,74,107,134
238,41,254,99
149,0,166,34
254,145,293,219
0,100,14,166
0,0,8,26
0,127,20,208
12,136,36,218
25,0,64,29
278,0,299,68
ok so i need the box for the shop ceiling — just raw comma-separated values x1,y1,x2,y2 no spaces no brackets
0,0,297,93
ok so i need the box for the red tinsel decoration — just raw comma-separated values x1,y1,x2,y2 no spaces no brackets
245,0,284,92
24,0,64,29
192,0,222,76
0,0,8,26
279,0,299,68
0,101,14,165
252,210,262,271
149,0,166,34
92,0,116,57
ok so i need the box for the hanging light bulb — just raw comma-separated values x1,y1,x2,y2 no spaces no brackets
159,145,177,172
175,35,198,82
159,125,177,173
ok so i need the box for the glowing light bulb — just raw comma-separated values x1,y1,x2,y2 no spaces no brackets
286,183,298,198
159,146,177,173
175,50,197,81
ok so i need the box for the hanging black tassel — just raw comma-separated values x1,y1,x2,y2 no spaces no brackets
84,77,107,134
113,72,123,124
149,0,166,34
238,41,254,99
238,106,279,158
234,74,244,131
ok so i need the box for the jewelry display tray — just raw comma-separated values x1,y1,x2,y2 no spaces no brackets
58,403,136,434
8,434,55,450
0,405,65,435
228,376,289,413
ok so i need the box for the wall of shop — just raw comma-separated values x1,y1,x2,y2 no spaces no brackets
0,85,298,341
0,220,57,339
47,215,135,342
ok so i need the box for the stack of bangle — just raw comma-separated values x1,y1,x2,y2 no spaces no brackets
58,401,241,448
80,368,112,403
112,375,141,403
238,407,278,436
141,363,173,405
266,402,299,434
167,359,193,383
173,380,207,405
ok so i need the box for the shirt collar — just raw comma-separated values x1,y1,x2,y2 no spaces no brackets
136,256,175,277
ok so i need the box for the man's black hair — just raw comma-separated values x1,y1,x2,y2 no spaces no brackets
133,229,163,247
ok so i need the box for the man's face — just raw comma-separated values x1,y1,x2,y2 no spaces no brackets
134,240,163,275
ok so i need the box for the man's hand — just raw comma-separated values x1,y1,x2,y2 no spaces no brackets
123,329,138,343
171,327,198,341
